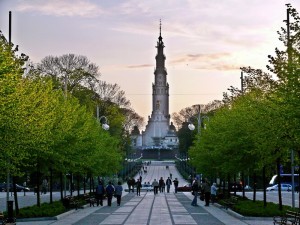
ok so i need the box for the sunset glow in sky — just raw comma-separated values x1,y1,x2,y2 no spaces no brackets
1,0,299,121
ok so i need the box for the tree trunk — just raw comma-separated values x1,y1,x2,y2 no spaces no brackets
242,171,245,198
12,176,19,215
36,167,41,207
60,172,63,201
276,157,283,211
263,166,267,207
50,167,53,203
77,174,80,196
253,173,257,202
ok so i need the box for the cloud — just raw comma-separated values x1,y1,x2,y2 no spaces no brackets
126,64,153,69
170,53,231,64
16,0,105,18
196,63,240,71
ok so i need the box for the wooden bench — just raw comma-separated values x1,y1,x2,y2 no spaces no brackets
273,210,300,225
223,196,238,210
62,196,79,210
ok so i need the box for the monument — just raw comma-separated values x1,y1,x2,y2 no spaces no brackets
132,22,178,149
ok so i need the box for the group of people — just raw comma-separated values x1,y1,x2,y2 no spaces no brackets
95,181,123,207
151,177,179,194
191,178,218,207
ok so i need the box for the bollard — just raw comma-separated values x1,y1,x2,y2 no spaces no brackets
6,200,16,225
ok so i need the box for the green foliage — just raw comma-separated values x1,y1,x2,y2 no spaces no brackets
17,201,65,218
219,197,295,217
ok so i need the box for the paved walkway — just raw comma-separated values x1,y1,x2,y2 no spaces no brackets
16,162,274,225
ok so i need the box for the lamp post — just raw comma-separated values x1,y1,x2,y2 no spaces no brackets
188,104,209,135
96,106,109,130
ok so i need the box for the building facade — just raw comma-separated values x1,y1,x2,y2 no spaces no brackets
132,23,178,148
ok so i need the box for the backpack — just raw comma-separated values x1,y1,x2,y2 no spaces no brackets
96,184,104,194
106,184,114,194
192,181,199,191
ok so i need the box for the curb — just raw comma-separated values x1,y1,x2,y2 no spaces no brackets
214,203,273,222
16,204,89,222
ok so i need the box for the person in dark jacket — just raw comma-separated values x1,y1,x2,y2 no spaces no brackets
136,179,142,196
201,178,211,206
159,177,165,193
105,181,115,206
173,178,179,193
96,181,105,206
166,177,172,193
191,178,199,206
114,181,123,206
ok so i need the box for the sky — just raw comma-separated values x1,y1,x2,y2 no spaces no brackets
1,0,299,123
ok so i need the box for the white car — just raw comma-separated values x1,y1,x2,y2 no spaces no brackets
141,184,153,191
266,184,292,191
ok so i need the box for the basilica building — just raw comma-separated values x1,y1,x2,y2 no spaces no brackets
131,24,178,149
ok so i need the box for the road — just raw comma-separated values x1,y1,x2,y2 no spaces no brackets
236,190,300,208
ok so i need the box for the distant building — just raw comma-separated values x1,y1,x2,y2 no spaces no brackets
131,23,178,149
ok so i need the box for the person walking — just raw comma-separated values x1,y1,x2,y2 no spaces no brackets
136,179,142,196
130,177,136,193
152,179,159,195
202,178,211,206
105,181,115,207
173,178,179,193
41,179,48,194
96,181,105,206
159,177,164,193
211,182,217,204
166,177,172,193
115,181,123,206
191,178,199,206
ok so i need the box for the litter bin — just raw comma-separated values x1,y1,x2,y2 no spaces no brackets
6,200,16,225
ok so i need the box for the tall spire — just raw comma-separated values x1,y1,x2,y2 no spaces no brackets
158,19,163,44
159,19,162,37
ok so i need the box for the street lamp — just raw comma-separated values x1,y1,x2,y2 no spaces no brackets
188,104,209,134
99,116,109,130
96,105,109,130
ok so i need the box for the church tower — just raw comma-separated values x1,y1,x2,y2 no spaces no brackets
140,22,177,147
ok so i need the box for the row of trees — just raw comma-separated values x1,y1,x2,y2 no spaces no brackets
177,4,300,210
0,26,142,212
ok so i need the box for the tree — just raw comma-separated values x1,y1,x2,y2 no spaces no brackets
26,54,99,97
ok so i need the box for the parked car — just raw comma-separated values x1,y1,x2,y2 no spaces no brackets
229,183,243,192
266,184,292,192
141,184,153,192
0,183,6,192
0,183,30,192
177,183,192,192
124,183,153,192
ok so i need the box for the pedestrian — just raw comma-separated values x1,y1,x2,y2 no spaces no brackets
96,181,105,206
115,181,123,206
127,177,131,192
201,178,211,206
211,182,217,204
140,175,142,183
41,179,48,194
105,181,115,206
136,179,142,196
159,177,164,193
191,178,199,206
166,177,172,193
152,179,159,195
173,178,179,193
130,177,136,193
170,173,172,179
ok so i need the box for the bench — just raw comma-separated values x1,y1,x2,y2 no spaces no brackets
273,210,300,225
62,196,79,210
223,196,238,210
